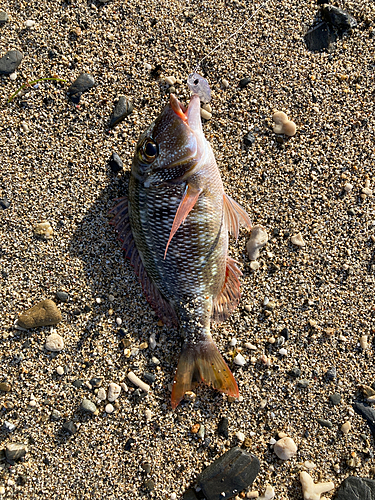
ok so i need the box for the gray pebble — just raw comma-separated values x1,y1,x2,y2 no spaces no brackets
329,393,341,405
317,418,333,429
55,290,69,302
0,198,10,209
109,96,133,128
288,367,301,378
80,398,97,414
325,367,336,380
62,421,78,435
0,11,9,24
68,73,95,101
5,443,27,462
298,379,310,388
50,409,62,421
142,462,152,474
72,379,84,388
89,377,103,388
144,479,155,491
108,152,123,173
0,50,23,74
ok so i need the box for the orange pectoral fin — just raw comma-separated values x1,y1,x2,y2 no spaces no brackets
164,184,202,259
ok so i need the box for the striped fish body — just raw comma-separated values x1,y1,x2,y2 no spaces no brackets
111,94,251,408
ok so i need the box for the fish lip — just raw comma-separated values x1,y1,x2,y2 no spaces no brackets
169,93,188,121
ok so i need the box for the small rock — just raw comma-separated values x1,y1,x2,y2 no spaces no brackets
321,5,357,33
273,437,297,460
264,301,276,311
335,476,375,500
142,462,152,474
329,393,341,405
33,221,53,240
197,424,205,439
304,21,337,52
360,335,369,350
145,408,152,421
291,233,305,247
354,402,375,440
0,11,9,24
109,96,133,127
165,76,176,86
288,368,301,379
45,333,64,352
105,403,114,413
5,443,27,462
184,391,196,403
317,418,333,429
221,78,229,88
50,409,61,421
259,484,275,500
144,479,155,491
197,447,260,500
108,152,123,173
80,398,97,414
4,421,16,432
246,225,268,260
299,471,334,500
143,372,156,384
97,388,106,400
218,417,229,438
362,187,373,196
239,77,251,88
89,377,103,388
56,366,64,376
344,182,353,192
325,366,336,380
18,299,62,329
272,111,296,136
244,131,256,147
67,73,95,102
0,198,10,209
0,382,11,392
107,382,121,402
234,353,246,366
250,261,260,271
62,421,78,435
9,72,17,81
55,291,69,302
236,431,245,442
341,421,351,434
0,50,23,74
25,20,36,27
200,108,212,120
72,379,84,388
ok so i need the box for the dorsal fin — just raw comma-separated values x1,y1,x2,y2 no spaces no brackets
223,193,252,239
109,197,178,327
212,256,242,322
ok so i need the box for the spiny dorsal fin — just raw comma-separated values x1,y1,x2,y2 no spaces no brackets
212,256,242,323
223,193,252,239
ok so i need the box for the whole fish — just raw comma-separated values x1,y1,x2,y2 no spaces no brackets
110,93,251,409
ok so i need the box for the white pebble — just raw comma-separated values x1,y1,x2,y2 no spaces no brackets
246,492,259,499
170,494,177,500
304,461,317,470
202,103,212,113
21,122,29,133
344,182,353,192
246,225,268,260
360,335,368,350
29,399,37,407
362,187,373,196
263,297,269,306
120,382,128,392
25,19,36,27
250,261,260,271
234,353,246,366
105,403,114,413
107,382,121,402
165,76,176,86
291,233,306,247
236,431,245,442
96,297,102,304
151,356,160,365
0,486,5,495
269,437,277,445
97,388,106,400
144,62,152,70
200,108,212,120
4,421,16,432
244,342,257,350
116,317,122,326
279,348,287,356
274,437,297,460
259,484,275,500
230,338,237,346
149,333,157,349
9,72,17,81
45,333,64,352
145,408,152,421
127,371,150,392
221,78,230,88
56,366,64,375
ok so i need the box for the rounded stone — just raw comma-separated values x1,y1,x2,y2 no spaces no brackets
105,403,114,413
107,382,121,402
5,443,27,461
18,299,62,329
274,437,297,460
45,333,64,352
80,398,97,414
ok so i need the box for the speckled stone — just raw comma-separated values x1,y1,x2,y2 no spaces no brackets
109,96,133,128
335,476,375,500
5,443,27,461
0,50,23,74
17,299,62,329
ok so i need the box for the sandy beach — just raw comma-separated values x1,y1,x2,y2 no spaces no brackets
0,0,374,498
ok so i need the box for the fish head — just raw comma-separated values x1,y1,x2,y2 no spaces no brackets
132,94,205,188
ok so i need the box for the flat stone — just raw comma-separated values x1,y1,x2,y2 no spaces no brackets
0,50,23,74
239,77,251,88
67,73,95,102
218,416,229,438
0,11,9,24
329,393,341,405
109,96,133,127
18,299,62,329
274,437,297,460
335,476,375,500
197,446,260,500
55,291,69,302
45,333,64,352
108,152,123,173
354,402,375,441
291,233,306,247
80,398,97,414
0,382,11,392
304,22,337,52
317,418,333,429
5,443,27,462
246,225,268,260
62,421,78,435
0,198,10,209
298,379,310,388
321,5,357,34
33,221,53,240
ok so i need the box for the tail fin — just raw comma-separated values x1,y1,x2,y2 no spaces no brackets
171,339,239,409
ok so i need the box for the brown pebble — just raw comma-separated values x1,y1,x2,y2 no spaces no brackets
272,111,297,137
17,299,62,329
191,423,200,434
0,382,12,392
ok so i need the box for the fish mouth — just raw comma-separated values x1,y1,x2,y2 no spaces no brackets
170,94,188,121
170,93,203,136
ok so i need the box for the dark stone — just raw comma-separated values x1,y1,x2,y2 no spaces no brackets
335,476,375,500
89,377,102,388
183,489,199,500
280,327,289,340
67,73,95,101
288,367,301,379
141,462,152,474
0,199,10,209
0,50,23,74
326,366,336,380
72,379,84,388
55,291,69,302
239,77,251,88
62,421,78,435
304,22,337,52
329,393,341,405
109,96,133,127
218,417,229,438
354,402,375,441
317,418,333,429
143,372,156,384
0,11,9,24
243,132,255,147
83,304,92,312
197,446,260,500
108,152,123,173
16,474,27,486
297,379,310,388
144,479,155,491
124,437,135,451
321,5,357,34
5,443,27,461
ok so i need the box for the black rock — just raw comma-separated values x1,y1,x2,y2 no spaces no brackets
72,379,84,388
317,418,333,429
288,367,301,379
0,11,9,25
326,366,336,380
321,5,357,34
239,77,251,88
143,372,156,384
83,304,92,313
197,446,260,500
0,50,23,74
67,73,95,102
108,152,123,173
304,22,337,52
55,290,69,302
354,402,375,441
182,489,199,500
62,421,78,435
243,132,255,147
218,416,229,438
144,479,155,491
109,96,133,128
89,377,102,388
329,393,341,405
335,476,375,500
124,437,136,451
280,327,290,340
0,198,10,209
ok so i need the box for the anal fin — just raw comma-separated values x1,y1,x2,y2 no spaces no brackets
212,256,242,322
223,192,252,239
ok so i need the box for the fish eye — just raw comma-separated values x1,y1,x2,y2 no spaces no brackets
140,139,158,163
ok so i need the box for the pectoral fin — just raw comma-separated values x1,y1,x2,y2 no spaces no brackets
164,184,202,258
223,193,252,239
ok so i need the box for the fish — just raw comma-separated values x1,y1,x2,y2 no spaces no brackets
110,92,251,409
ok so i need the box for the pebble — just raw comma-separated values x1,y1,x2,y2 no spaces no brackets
279,348,287,356
0,382,11,392
360,335,369,350
116,317,122,326
67,73,95,102
244,343,257,350
170,494,177,500
202,103,212,113
341,421,351,434
362,187,373,196
105,403,114,414
244,131,256,147
321,5,357,32
0,50,23,74
329,393,341,405
0,11,9,24
145,408,152,421
325,366,336,380
25,19,36,27
246,225,268,260
236,431,245,442
56,366,64,375
234,353,246,366
299,471,334,500
144,479,155,491
304,21,336,52
273,437,297,460
354,402,375,439
0,198,10,209
80,398,97,414
218,417,229,438
304,461,317,470
9,71,17,81
55,290,69,302
33,221,53,240
109,96,133,128
5,443,27,462
250,261,260,271
4,421,16,432
107,382,121,402
200,108,212,120
127,371,150,392
221,78,229,88
184,391,196,403
18,299,62,329
108,152,123,173
62,421,78,435
45,332,64,352
197,424,205,439
344,182,353,192
291,233,306,247
165,76,176,86
230,338,237,346
0,486,4,495
335,476,375,500
272,111,296,136
50,409,61,421
258,485,275,500
317,418,333,429
197,447,260,500
239,77,251,88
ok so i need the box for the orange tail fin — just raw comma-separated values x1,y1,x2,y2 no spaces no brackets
171,339,239,409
